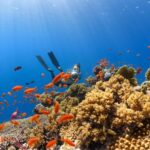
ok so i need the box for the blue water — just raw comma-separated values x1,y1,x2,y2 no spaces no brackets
0,0,150,122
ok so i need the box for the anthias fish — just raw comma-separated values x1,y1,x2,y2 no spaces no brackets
12,85,23,92
24,88,37,95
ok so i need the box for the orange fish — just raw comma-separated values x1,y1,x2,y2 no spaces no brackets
46,139,57,149
63,84,68,88
27,137,40,148
29,114,40,125
24,88,37,95
0,123,5,131
62,73,72,81
52,72,65,84
50,91,55,97
46,98,52,105
45,82,54,90
57,114,74,124
34,93,41,98
40,109,50,115
11,120,20,126
54,101,60,114
74,78,78,83
21,112,27,117
147,45,150,49
61,138,75,147
0,102,3,105
0,136,4,143
12,85,23,92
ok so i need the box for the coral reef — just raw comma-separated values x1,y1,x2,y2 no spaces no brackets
86,76,97,86
145,68,150,81
93,59,117,83
61,75,150,149
116,65,138,86
66,84,88,100
58,84,89,113
93,65,103,76
37,93,53,107
1,73,150,150
138,68,150,94
0,102,75,149
60,97,79,113
107,122,150,150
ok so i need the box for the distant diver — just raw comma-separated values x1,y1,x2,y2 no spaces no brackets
36,51,81,86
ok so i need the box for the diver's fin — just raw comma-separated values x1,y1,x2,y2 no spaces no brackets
36,55,52,72
48,51,63,72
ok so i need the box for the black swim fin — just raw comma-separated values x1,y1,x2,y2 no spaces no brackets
36,55,52,72
48,51,63,72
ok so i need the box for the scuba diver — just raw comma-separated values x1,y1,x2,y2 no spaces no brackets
36,51,81,86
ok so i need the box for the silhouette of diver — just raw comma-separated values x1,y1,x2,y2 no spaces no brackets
36,51,81,86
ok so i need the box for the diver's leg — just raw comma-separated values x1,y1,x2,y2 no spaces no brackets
47,51,63,72
36,55,55,79
36,55,50,71
36,55,53,72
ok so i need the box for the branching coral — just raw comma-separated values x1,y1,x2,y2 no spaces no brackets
37,93,53,107
86,76,97,86
60,97,79,113
1,73,150,150
57,83,89,113
116,65,137,86
69,87,116,147
67,83,88,100
112,91,150,129
61,75,150,149
107,122,150,150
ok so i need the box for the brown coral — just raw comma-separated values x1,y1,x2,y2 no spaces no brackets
107,123,150,150
116,65,138,86
61,75,150,149
67,83,88,100
60,97,79,113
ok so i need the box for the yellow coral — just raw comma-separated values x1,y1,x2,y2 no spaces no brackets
107,124,150,150
60,97,79,113
62,75,150,148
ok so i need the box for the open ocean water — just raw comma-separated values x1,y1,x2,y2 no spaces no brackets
0,0,150,122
